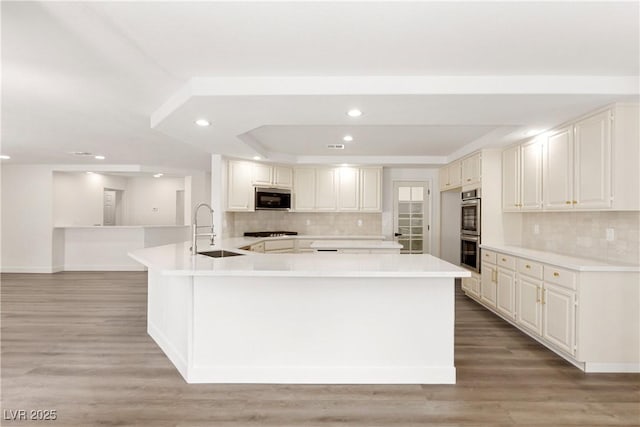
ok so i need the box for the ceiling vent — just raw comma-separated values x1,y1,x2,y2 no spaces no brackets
69,151,94,157
327,144,345,150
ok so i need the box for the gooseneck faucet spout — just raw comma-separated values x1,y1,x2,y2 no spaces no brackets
191,203,215,255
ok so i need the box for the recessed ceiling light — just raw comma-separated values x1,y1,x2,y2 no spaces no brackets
94,155,105,160
252,156,261,160
86,171,95,175
195,119,210,127
153,173,164,178
0,155,10,160
343,135,353,142
347,109,362,118
340,163,350,167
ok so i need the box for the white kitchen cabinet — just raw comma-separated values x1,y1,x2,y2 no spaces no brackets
462,272,480,299
542,282,576,356
461,153,481,186
520,139,543,210
315,168,338,211
293,168,316,211
517,274,543,336
480,261,497,308
439,160,462,191
359,167,382,212
227,160,254,211
543,126,574,210
573,110,612,209
502,145,520,211
496,266,516,320
264,239,294,253
337,167,360,211
253,164,293,188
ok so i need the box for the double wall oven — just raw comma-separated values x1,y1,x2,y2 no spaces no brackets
460,189,481,272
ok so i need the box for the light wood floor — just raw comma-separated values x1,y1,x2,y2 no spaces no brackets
1,272,638,426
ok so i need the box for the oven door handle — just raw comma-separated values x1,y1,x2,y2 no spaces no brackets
461,235,479,242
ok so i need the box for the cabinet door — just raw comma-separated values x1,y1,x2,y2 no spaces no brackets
543,127,573,210
463,274,480,298
252,163,272,186
315,168,337,211
227,161,254,211
337,167,360,211
521,139,543,210
517,274,543,336
502,145,521,211
293,168,316,211
360,167,382,211
462,153,481,185
542,283,576,356
574,110,612,209
449,160,462,188
480,261,497,308
273,166,293,188
496,268,516,319
439,166,450,191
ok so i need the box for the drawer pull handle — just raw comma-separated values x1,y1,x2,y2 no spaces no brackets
466,178,471,182
565,201,571,204
525,264,531,269
553,272,560,277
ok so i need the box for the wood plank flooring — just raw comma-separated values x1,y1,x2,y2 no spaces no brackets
1,272,638,426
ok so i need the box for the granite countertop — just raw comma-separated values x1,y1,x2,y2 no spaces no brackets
480,243,640,272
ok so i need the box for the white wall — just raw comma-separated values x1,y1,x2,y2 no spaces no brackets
53,172,127,226
382,167,441,257
1,165,55,272
126,177,185,225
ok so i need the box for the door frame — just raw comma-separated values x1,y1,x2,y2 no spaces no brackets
392,180,432,254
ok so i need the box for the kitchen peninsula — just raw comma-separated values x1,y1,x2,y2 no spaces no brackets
130,240,470,384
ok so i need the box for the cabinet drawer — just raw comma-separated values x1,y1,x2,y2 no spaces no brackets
518,259,543,279
481,250,497,264
544,265,576,290
265,239,294,251
250,242,265,253
497,253,516,270
296,239,314,250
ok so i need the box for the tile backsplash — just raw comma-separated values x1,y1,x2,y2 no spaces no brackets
522,211,640,265
224,211,382,237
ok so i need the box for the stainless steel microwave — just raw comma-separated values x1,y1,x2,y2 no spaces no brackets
255,188,292,210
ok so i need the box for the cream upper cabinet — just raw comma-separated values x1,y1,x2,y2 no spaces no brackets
293,168,316,211
315,168,338,211
520,139,543,210
273,166,293,188
359,167,382,212
461,153,481,186
252,164,293,188
502,145,521,211
227,160,255,211
573,110,612,209
337,167,360,211
439,160,461,191
543,126,574,210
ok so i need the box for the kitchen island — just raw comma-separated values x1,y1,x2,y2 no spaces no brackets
129,241,470,384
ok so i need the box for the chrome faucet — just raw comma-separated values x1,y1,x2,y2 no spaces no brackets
191,203,215,255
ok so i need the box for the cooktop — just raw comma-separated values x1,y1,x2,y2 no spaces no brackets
243,231,298,238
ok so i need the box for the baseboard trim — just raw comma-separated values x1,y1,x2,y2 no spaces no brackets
1,266,58,273
584,362,640,373
63,264,145,271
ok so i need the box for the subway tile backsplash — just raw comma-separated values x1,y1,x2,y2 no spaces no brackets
223,211,383,238
522,211,640,265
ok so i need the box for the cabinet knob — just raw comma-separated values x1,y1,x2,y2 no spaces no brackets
466,178,471,182
553,272,560,277
525,264,531,269
502,257,507,262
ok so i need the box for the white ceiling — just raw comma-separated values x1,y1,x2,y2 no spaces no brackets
2,1,639,168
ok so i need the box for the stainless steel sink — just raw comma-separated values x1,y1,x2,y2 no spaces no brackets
198,250,244,258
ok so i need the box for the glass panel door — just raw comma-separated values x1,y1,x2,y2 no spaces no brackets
393,181,430,254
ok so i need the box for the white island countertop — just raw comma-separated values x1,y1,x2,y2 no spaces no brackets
310,240,403,250
129,242,470,278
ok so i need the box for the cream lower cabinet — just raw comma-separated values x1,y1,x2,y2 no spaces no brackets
542,282,576,356
461,272,480,299
480,260,497,308
463,248,640,373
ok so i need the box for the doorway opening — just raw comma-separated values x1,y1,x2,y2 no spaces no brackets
103,188,124,226
393,181,431,254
